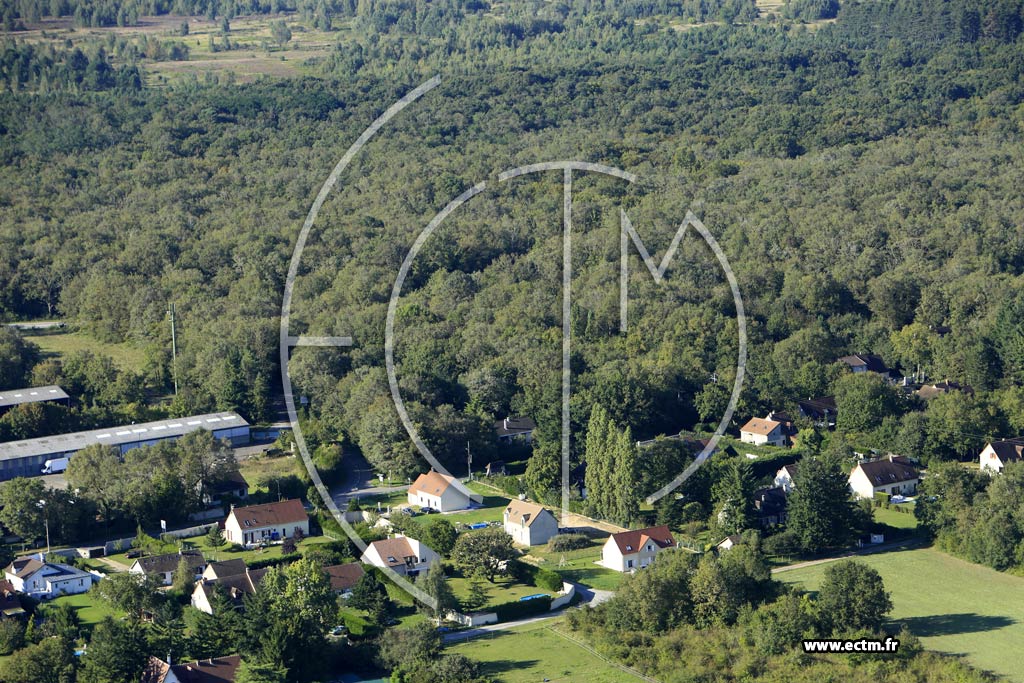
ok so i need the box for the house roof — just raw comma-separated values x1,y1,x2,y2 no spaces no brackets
133,551,205,576
207,470,249,495
505,499,552,528
196,568,268,604
917,380,973,400
409,471,460,498
753,486,788,516
853,457,920,487
0,411,248,462
204,559,247,579
838,353,890,374
366,537,418,566
0,579,22,615
777,463,799,478
0,385,69,409
325,563,365,592
142,655,242,683
798,396,837,419
985,440,1024,464
495,416,537,437
6,557,44,579
740,418,781,436
228,499,308,530
609,526,675,555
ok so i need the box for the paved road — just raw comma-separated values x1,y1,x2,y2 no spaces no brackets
329,449,408,506
6,320,65,331
771,537,926,574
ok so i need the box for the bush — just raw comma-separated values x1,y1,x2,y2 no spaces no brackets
534,568,563,592
547,533,589,552
492,595,553,621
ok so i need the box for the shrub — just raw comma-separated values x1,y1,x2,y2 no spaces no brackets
248,552,302,570
492,595,552,621
535,568,563,592
547,534,589,552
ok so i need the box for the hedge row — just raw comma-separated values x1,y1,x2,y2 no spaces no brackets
493,594,553,621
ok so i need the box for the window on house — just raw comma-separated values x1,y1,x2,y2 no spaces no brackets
627,560,634,568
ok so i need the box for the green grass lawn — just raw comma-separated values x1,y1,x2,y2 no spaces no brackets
448,573,552,609
873,503,919,530
780,546,1024,682
49,592,122,633
24,329,147,372
237,455,303,491
449,621,643,682
523,539,625,592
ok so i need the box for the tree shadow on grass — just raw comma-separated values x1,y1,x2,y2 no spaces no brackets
898,613,1016,637
481,659,542,675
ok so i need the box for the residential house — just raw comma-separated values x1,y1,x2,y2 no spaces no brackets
600,526,676,572
0,580,25,618
980,440,1024,474
325,563,365,595
200,559,247,582
223,499,309,547
3,556,97,599
848,455,920,499
503,500,559,546
798,396,837,428
753,486,788,527
495,416,536,444
838,353,892,376
191,568,269,615
739,418,786,447
407,470,476,512
360,535,440,577
129,551,206,586
774,463,799,493
142,654,241,683
717,535,741,551
916,380,973,401
203,470,250,506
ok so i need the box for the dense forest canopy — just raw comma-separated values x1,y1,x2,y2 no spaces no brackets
0,0,1023,497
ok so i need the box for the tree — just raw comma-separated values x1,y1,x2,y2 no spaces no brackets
236,660,288,683
65,444,127,527
0,618,25,655
377,623,442,676
207,524,227,547
282,558,335,629
78,617,147,683
421,517,457,557
417,561,457,618
349,570,392,624
785,458,858,554
2,635,76,683
833,372,903,434
451,528,516,582
744,592,817,655
0,327,40,389
172,555,195,594
712,460,756,535
0,477,47,543
816,560,892,634
270,20,292,47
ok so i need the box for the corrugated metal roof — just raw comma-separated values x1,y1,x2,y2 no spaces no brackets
0,385,69,409
0,411,249,461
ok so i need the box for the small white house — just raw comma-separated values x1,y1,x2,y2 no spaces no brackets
740,418,786,447
503,500,559,546
774,463,799,492
407,470,475,512
129,550,206,586
848,455,919,499
600,526,676,573
4,556,98,599
979,440,1024,474
224,499,309,547
361,535,440,577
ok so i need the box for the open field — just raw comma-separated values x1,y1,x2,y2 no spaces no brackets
449,622,644,683
23,328,147,372
780,546,1024,682
237,454,304,491
9,13,346,85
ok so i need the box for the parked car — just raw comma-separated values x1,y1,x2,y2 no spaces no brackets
420,506,436,514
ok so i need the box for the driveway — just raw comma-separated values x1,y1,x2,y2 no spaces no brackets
329,450,408,505
771,537,926,574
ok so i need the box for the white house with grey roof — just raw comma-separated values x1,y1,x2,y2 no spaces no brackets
848,455,920,499
503,499,558,546
4,555,99,599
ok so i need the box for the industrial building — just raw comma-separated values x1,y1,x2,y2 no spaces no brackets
0,411,250,480
0,385,70,416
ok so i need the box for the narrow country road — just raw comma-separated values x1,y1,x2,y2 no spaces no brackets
771,537,926,574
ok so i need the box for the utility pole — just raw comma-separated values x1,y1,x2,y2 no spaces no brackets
168,303,179,396
466,442,472,481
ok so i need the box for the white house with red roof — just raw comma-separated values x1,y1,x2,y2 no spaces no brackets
740,417,786,447
360,535,440,577
223,499,309,546
407,470,479,512
600,525,677,572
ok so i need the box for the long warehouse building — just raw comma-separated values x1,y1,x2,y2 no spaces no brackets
0,411,250,480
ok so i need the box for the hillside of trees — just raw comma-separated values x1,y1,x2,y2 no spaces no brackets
0,0,1023,496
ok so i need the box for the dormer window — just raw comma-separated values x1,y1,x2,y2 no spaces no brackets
625,545,633,551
